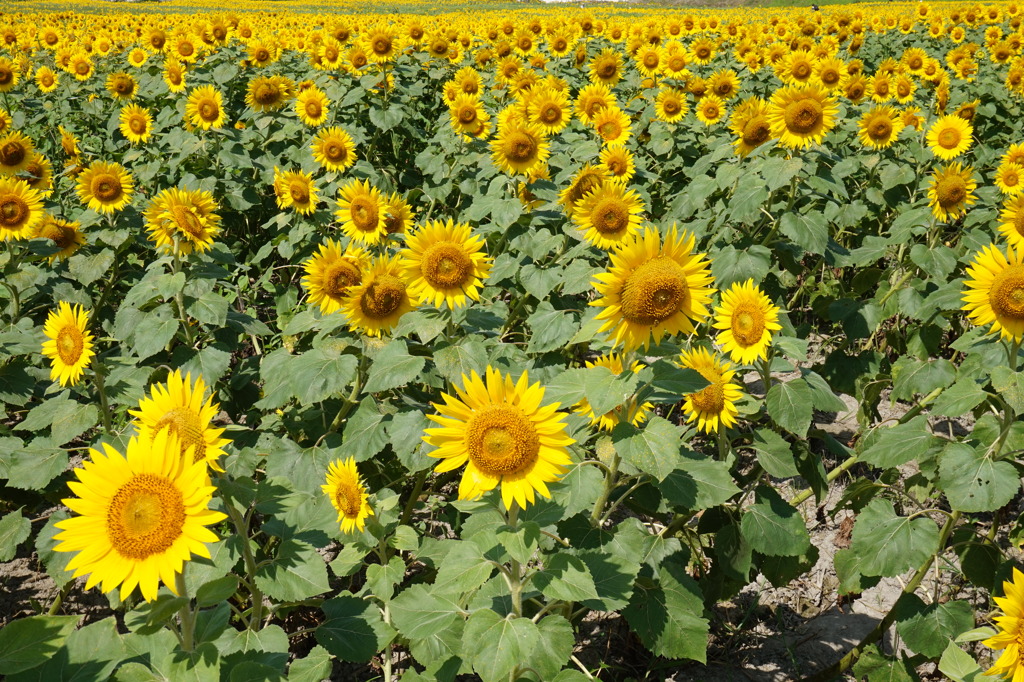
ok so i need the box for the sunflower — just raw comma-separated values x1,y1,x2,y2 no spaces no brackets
712,279,782,364
295,86,329,127
842,73,868,103
575,83,615,125
336,179,387,245
926,114,973,160
696,95,727,126
572,354,652,432
729,97,773,157
273,167,318,215
143,187,221,256
490,121,549,176
119,104,152,145
962,243,1024,341
68,53,94,82
163,59,186,93
526,88,571,136
996,163,1024,196
0,176,43,241
449,94,490,138
341,255,416,337
401,219,492,309
425,367,574,510
365,29,397,63
635,45,663,78
983,567,1024,681
75,161,132,214
559,163,609,217
677,347,742,433
591,225,715,352
245,75,292,113
41,301,95,386
52,429,226,603
766,83,838,149
22,154,52,197
127,47,148,68
574,181,645,250
32,214,84,263
0,130,35,176
35,66,58,93
1005,144,1024,169
707,69,741,100
0,57,18,92
589,48,623,86
655,87,688,123
302,240,370,315
185,85,225,130
311,126,357,173
130,370,231,471
171,32,201,63
322,458,373,534
857,105,904,149
105,72,136,100
591,106,631,145
382,192,415,235
927,162,976,221
999,197,1024,247
600,144,635,184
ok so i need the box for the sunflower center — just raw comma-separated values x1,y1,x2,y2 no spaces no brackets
422,243,471,288
465,404,539,476
106,473,186,559
938,128,961,149
129,116,147,134
784,98,822,134
154,407,207,462
360,274,405,319
702,103,720,119
598,120,621,139
305,101,322,118
373,37,391,55
869,117,893,140
874,80,890,96
180,42,195,57
324,141,347,162
909,56,923,69
75,61,90,75
936,175,967,208
349,197,379,232
53,324,84,367
199,102,218,120
848,82,865,99
793,62,811,79
458,106,477,124
288,180,310,205
1005,171,1020,187
0,141,25,168
730,304,766,346
253,48,269,62
169,205,204,237
39,221,72,248
322,259,361,297
689,370,725,414
743,116,771,146
591,197,629,234
897,82,912,97
41,74,54,87
820,68,840,86
607,158,624,174
597,61,616,78
0,195,27,227
662,98,681,116
254,83,280,106
333,480,362,518
540,104,561,125
989,264,1024,322
643,53,659,69
505,131,537,163
696,47,710,60
620,256,689,325
1015,212,1024,237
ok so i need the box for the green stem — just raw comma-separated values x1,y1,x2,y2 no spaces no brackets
589,453,620,527
93,363,114,436
175,568,196,652
171,253,195,347
221,488,263,629
399,469,428,526
507,502,523,618
757,353,773,397
1008,337,1022,372
598,476,648,526
47,581,71,615
329,354,366,432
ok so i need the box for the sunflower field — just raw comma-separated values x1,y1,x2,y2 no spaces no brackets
5,0,1024,679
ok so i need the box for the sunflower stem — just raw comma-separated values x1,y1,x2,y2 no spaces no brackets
506,502,523,618
398,469,428,527
757,352,773,397
716,427,730,462
93,362,114,436
171,252,195,347
1007,337,1022,372
175,568,196,653
329,354,367,433
589,452,619,528
221,489,264,630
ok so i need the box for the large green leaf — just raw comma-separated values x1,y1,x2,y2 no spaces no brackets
290,348,358,406
463,610,539,682
895,597,974,659
363,340,425,393
532,553,599,602
0,616,79,674
938,442,1019,513
623,562,708,662
611,417,683,481
0,508,30,562
254,537,330,601
316,593,396,663
739,486,811,557
859,415,942,469
432,541,494,596
389,585,462,640
765,379,812,436
851,498,940,577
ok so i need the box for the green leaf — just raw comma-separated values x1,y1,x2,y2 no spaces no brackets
765,379,813,436
316,593,396,663
739,486,811,557
1,438,68,490
254,538,330,601
859,415,942,469
0,508,30,562
801,370,847,413
779,212,827,254
496,522,540,565
463,610,539,682
341,397,388,461
68,248,114,286
9,617,129,682
527,302,579,353
286,645,333,682
711,245,772,290
389,585,462,640
365,556,405,601
0,361,33,406
552,462,605,519
851,498,940,577
18,392,97,445
290,348,358,406
195,576,239,607
938,642,985,682
938,442,1019,513
660,455,740,511
363,340,425,393
584,365,639,416
932,379,987,418
623,562,708,662
749,429,799,477
891,357,956,401
386,410,429,472
543,368,588,408
433,541,494,596
180,345,233,386
34,511,72,587
910,244,958,280
639,361,709,401
187,291,230,327
532,615,575,680
896,598,975,658
851,644,915,682
433,337,488,384
132,304,178,360
532,553,599,602
612,417,683,481
991,366,1024,414
0,616,79,674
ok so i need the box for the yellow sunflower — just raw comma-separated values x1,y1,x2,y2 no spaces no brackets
382,192,415,235
655,87,688,123
573,181,645,250
696,94,727,126
526,88,571,136
273,167,318,215
575,83,615,125
767,84,838,150
295,86,329,126
246,75,292,114
996,163,1024,196
185,85,225,130
678,347,743,433
0,56,18,91
105,72,137,100
1004,144,1024,168
589,48,623,86
401,219,492,309
591,225,716,352
490,122,550,176
857,105,904,149
119,104,153,144
302,240,370,315
32,214,84,263
342,255,417,337
311,126,356,173
75,161,133,214
983,567,1024,681
712,279,782,364
449,94,490,137
143,187,221,256
962,242,1024,341
335,179,386,245
927,162,976,221
729,97,774,158
0,130,35,176
572,354,652,432
322,458,373,534
425,367,575,510
163,59,187,93
926,114,973,160
0,176,44,240
559,163,609,217
41,301,95,386
599,144,636,184
130,370,231,471
35,66,58,93
591,106,632,145
53,429,226,603
998,196,1024,247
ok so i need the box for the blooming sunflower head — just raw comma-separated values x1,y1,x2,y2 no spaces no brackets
490,121,550,176
962,242,1024,342
655,87,688,123
400,219,493,309
927,162,977,222
591,225,716,352
302,239,370,315
712,279,783,365
696,94,727,126
996,163,1024,197
342,254,417,337
335,178,387,245
926,114,973,160
0,175,44,240
599,144,636,184
677,346,743,433
999,196,1024,247
425,367,575,511
32,214,84,263
119,104,153,145
729,97,774,157
143,187,221,256
311,126,356,173
273,167,318,215
982,567,1024,681
0,130,36,176
185,85,225,130
295,86,329,126
766,83,838,150
591,106,632,145
573,181,645,250
857,105,904,150
322,458,374,534
41,301,95,386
